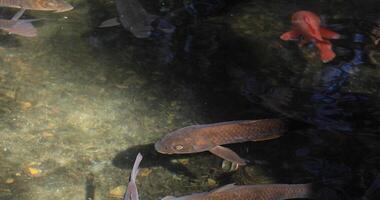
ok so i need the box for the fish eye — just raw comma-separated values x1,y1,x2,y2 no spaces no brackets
174,145,183,150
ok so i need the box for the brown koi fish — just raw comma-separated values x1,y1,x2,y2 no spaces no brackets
0,0,73,12
155,119,286,165
162,183,314,200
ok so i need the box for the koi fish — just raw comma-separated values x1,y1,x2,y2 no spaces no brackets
0,9,39,37
0,0,73,12
281,10,341,63
155,119,286,166
124,153,143,200
162,183,314,200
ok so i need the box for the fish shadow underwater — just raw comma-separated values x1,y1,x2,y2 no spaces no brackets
113,143,202,179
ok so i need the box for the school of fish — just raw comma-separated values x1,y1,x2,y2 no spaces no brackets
0,3,335,199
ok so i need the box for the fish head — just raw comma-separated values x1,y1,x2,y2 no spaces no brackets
155,127,210,154
291,10,322,41
38,0,74,12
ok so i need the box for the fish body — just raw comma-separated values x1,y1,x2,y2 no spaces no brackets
162,183,314,200
0,0,73,12
155,119,286,165
281,10,340,63
124,153,143,200
100,0,159,38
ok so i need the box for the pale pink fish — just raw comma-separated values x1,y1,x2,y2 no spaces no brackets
0,9,39,37
124,153,143,200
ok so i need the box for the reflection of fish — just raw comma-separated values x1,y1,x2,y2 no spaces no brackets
162,183,314,200
0,9,39,37
155,119,286,165
281,10,340,63
99,0,159,38
0,0,73,12
124,153,143,200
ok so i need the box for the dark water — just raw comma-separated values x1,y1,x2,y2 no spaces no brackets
0,0,380,199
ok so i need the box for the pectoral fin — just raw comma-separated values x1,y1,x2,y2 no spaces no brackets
99,18,121,28
280,30,301,41
12,8,26,21
320,27,340,39
209,146,247,166
5,20,37,37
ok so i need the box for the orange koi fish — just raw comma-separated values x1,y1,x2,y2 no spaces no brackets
281,10,341,63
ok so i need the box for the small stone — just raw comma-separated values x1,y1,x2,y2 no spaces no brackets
4,90,16,99
138,168,152,177
25,167,42,177
207,178,216,186
177,159,189,165
5,178,14,184
109,185,126,198
19,101,32,111
42,131,54,139
221,160,239,172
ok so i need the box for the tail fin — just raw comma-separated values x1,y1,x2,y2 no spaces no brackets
99,18,120,28
315,41,336,63
124,153,143,200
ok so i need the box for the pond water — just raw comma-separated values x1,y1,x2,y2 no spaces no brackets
0,0,380,199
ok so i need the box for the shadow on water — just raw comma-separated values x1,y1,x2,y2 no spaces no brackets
113,144,198,179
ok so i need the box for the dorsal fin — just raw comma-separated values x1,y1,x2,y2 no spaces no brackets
303,16,323,41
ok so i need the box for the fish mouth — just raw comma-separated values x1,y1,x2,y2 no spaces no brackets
154,141,171,154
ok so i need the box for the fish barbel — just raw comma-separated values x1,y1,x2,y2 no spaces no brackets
155,119,286,165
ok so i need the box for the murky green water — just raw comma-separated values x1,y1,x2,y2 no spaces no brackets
0,0,380,199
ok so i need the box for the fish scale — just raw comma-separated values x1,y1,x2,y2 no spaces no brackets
0,0,34,9
195,119,286,146
165,183,313,200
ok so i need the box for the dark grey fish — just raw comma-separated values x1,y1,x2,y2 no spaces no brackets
99,0,159,38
